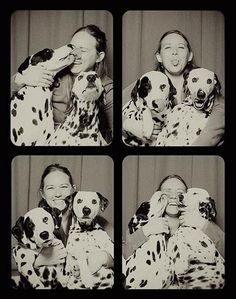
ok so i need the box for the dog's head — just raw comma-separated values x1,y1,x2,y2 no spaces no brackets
72,191,109,226
183,68,221,112
11,207,61,250
71,71,105,105
128,191,168,234
178,187,217,221
131,71,174,114
18,44,75,75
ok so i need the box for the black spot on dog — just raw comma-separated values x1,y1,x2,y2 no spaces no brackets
12,128,18,142
146,259,151,265
139,280,148,287
32,119,38,126
39,110,43,121
12,109,17,117
42,267,50,280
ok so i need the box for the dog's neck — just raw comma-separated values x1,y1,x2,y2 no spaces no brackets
74,217,100,232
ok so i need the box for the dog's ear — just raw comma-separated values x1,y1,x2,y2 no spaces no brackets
18,56,31,74
213,73,222,96
131,79,140,106
97,192,109,212
167,77,177,108
199,197,217,221
12,216,25,243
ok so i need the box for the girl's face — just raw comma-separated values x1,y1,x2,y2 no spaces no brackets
160,177,187,215
69,31,104,76
156,33,193,76
40,170,74,211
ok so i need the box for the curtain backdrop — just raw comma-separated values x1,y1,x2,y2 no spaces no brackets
122,156,224,238
11,155,114,269
11,10,113,78
122,10,225,103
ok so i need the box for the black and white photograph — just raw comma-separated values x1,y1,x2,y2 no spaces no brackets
11,155,114,289
10,10,113,146
122,155,225,289
122,11,225,147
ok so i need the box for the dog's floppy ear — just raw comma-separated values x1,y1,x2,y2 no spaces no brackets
131,79,140,106
213,73,222,96
12,216,25,243
167,77,177,108
18,56,31,74
199,197,217,221
97,192,109,212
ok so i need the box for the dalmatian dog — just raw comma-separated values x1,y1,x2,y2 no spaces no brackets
125,191,172,289
167,188,225,289
155,68,222,146
65,191,114,289
11,207,68,289
46,71,107,146
11,44,75,146
122,71,176,146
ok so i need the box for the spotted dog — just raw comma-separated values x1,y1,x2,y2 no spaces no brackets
46,71,107,146
65,191,114,289
155,68,222,146
125,191,172,289
11,207,68,289
11,44,75,146
122,71,176,146
167,188,225,289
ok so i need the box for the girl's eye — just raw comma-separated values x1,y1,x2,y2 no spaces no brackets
77,198,83,204
43,217,48,223
61,185,68,189
92,199,97,204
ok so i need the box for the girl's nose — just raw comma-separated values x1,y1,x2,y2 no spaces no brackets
172,48,178,55
54,188,62,198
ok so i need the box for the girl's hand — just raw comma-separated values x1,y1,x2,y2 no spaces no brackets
142,216,169,237
15,65,54,88
87,250,113,274
34,239,67,267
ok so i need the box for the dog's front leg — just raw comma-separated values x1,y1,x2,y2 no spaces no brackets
142,108,153,139
77,251,94,289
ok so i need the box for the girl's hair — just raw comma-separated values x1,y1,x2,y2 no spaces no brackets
72,24,108,79
156,174,188,191
154,29,198,76
39,163,74,190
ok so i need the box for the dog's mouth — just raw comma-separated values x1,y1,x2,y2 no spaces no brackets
193,99,206,110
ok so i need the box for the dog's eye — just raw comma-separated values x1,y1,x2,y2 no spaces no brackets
160,84,166,91
77,75,83,81
43,217,48,223
92,199,97,204
207,79,212,84
192,77,198,83
77,198,83,204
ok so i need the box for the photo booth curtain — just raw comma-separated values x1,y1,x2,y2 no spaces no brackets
11,10,113,78
122,156,224,238
122,10,225,102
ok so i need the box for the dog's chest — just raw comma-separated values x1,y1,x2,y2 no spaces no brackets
67,225,107,251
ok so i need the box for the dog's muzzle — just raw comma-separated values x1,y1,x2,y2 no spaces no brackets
82,206,91,217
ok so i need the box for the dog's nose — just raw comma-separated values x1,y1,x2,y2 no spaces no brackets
83,206,91,216
87,74,96,83
152,100,159,109
197,89,206,99
39,231,49,240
